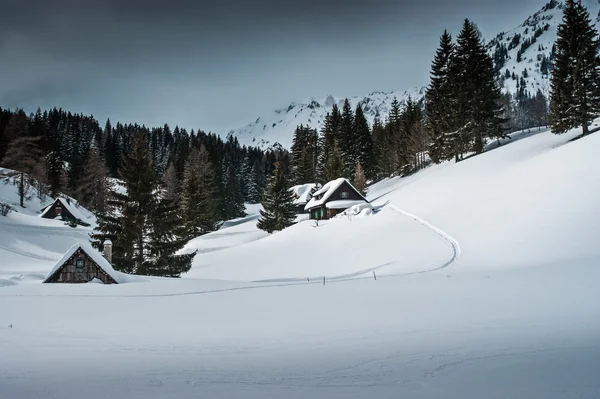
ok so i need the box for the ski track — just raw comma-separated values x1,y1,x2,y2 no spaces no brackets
387,205,461,271
0,205,461,298
0,243,58,262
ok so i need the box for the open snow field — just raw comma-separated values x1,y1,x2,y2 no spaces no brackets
1,127,599,398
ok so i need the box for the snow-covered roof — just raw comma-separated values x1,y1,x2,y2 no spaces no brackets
43,241,125,284
325,200,367,210
304,178,367,211
289,183,320,205
39,197,88,221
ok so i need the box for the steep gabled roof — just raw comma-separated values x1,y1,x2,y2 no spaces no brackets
304,178,368,211
43,241,125,284
39,197,88,221
289,183,320,205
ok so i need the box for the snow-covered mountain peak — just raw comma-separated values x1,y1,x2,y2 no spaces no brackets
229,0,600,150
229,87,425,149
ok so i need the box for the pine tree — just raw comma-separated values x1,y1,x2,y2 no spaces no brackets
353,105,374,179
317,105,342,182
145,193,195,277
290,125,319,184
338,98,356,177
353,163,367,197
257,161,296,233
92,130,193,277
180,145,218,240
426,30,455,163
162,162,180,204
322,143,346,182
75,148,113,214
447,20,506,159
550,0,600,135
371,115,387,179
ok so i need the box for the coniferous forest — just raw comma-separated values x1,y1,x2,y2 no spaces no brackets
2,1,599,277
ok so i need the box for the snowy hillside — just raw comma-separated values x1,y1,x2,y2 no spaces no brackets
1,124,600,398
229,1,600,150
0,171,97,286
228,87,425,149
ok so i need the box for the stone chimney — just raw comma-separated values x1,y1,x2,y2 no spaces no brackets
103,239,113,264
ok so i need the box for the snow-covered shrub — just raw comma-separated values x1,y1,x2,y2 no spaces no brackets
0,203,13,216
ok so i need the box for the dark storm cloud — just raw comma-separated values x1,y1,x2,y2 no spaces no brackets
0,0,546,133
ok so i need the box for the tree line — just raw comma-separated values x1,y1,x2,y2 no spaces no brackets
0,107,290,275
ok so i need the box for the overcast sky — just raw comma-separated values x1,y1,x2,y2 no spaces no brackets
0,0,547,134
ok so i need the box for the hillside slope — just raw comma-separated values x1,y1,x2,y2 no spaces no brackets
185,124,600,282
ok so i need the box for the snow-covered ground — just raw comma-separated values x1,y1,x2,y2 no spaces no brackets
1,126,600,398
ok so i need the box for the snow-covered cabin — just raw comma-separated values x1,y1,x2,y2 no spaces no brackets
289,183,321,214
43,242,121,284
39,197,89,225
304,178,368,220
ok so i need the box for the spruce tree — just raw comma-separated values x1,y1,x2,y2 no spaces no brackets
447,20,505,159
75,148,113,214
322,143,346,182
550,0,600,135
371,115,387,179
317,104,342,182
145,192,195,277
162,162,180,204
353,105,374,179
338,99,356,177
180,145,218,240
426,30,455,163
291,125,319,184
257,161,296,233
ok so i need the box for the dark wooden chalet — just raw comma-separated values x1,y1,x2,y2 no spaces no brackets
304,178,368,220
43,242,120,284
39,197,90,227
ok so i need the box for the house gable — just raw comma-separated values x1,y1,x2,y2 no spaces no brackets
43,244,119,284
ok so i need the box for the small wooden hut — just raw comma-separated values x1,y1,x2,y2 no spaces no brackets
39,197,89,226
304,178,368,220
43,242,121,284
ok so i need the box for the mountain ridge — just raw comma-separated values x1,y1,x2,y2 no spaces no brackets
229,0,600,149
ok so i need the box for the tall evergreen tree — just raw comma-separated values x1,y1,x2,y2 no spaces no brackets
549,0,600,135
75,148,113,214
290,125,319,184
447,20,505,159
180,145,218,240
353,105,374,179
257,161,296,233
92,130,192,276
338,99,356,176
317,104,343,182
426,30,455,163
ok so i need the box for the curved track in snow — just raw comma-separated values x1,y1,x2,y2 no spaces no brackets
0,205,461,298
387,205,461,272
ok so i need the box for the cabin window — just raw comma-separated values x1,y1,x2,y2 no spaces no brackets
55,206,62,216
340,191,349,199
320,208,324,218
76,258,84,269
